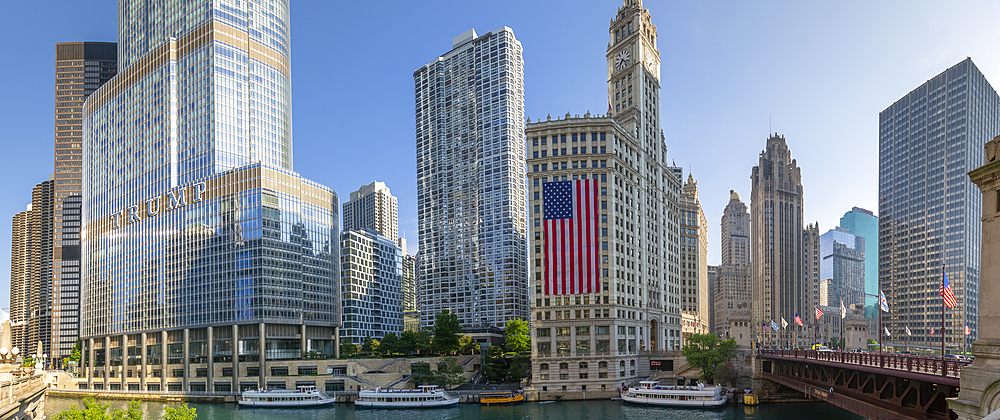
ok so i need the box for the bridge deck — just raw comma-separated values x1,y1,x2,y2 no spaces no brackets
758,350,971,387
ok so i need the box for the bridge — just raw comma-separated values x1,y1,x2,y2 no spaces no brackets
756,349,972,420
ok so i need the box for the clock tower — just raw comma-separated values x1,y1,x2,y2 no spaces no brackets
607,0,662,161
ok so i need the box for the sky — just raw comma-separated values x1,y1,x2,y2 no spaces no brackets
2,1,1000,309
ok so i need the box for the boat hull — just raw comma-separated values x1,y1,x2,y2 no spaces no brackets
238,398,337,408
354,398,459,408
621,394,728,408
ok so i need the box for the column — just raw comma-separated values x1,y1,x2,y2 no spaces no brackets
140,332,147,390
334,327,340,359
103,336,110,390
160,330,167,391
258,323,266,389
182,328,190,392
207,327,213,393
232,325,239,392
300,324,307,360
120,334,127,390
87,338,94,390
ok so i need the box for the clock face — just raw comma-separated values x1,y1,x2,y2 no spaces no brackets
645,50,655,67
615,49,630,71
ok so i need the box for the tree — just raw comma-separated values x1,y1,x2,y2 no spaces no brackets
458,335,478,355
340,342,358,358
505,353,531,383
399,330,419,355
482,346,506,383
435,357,467,388
379,333,400,355
163,403,197,420
416,328,434,354
504,319,531,353
681,334,738,384
361,337,380,355
433,310,461,354
64,340,83,367
409,362,433,385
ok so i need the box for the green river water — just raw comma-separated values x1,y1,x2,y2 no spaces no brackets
45,396,865,419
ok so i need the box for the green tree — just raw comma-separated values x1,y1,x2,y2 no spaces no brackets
504,318,531,353
379,333,400,355
110,400,143,420
408,362,433,384
432,310,461,354
458,335,478,355
435,357,467,388
163,403,197,420
416,328,435,354
339,342,358,358
482,346,506,383
361,337,380,355
399,330,419,355
681,334,738,384
64,340,83,367
505,353,531,383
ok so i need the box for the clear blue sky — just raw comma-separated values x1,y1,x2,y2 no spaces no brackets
2,1,999,309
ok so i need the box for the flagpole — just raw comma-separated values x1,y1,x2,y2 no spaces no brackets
840,291,845,351
878,293,883,354
942,263,946,361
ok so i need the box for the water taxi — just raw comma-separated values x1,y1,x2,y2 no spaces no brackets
480,390,524,405
238,385,336,407
355,385,459,408
620,381,728,408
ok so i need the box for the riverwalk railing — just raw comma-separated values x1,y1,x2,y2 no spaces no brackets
0,374,45,406
758,349,972,379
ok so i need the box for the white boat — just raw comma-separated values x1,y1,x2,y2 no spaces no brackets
620,380,728,408
355,385,459,408
238,385,336,407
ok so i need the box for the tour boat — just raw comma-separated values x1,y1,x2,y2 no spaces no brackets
238,385,336,407
479,390,525,405
355,385,459,408
620,381,728,408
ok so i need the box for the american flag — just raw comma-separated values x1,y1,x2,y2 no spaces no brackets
965,324,971,336
543,180,601,295
794,312,803,327
940,269,957,309
815,307,823,320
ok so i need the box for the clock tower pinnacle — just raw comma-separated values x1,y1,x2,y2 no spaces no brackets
607,0,661,160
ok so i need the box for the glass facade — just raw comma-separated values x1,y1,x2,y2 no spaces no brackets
839,207,878,319
81,0,339,391
879,57,1000,347
414,28,527,328
819,228,865,309
340,229,404,345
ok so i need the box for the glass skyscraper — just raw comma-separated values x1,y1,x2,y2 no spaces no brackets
413,28,527,329
819,228,865,309
879,58,1000,349
839,207,878,319
81,0,340,392
340,229,404,345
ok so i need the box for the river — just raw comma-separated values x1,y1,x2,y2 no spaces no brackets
45,396,865,419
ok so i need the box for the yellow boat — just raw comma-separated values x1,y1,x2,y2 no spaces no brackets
480,391,525,405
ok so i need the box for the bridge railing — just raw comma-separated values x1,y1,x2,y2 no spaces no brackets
757,349,972,379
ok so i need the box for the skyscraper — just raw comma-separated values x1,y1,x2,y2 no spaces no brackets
10,180,54,359
525,0,682,398
751,134,814,346
340,229,404,345
679,174,708,339
342,181,402,250
707,265,718,334
879,58,999,348
414,28,527,328
81,0,341,392
52,42,117,367
819,228,865,308
839,207,878,319
715,190,750,338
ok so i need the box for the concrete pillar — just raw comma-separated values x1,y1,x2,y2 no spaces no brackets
103,336,110,390
160,330,167,391
207,327,213,393
232,325,239,392
140,332,147,390
258,323,266,389
121,334,127,389
182,328,190,391
334,327,340,359
301,324,307,360
87,338,94,390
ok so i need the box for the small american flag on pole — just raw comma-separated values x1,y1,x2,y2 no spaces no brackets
940,269,957,309
815,307,823,320
794,312,803,326
965,324,971,336
543,179,601,295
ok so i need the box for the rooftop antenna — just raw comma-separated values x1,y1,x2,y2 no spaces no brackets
769,113,772,136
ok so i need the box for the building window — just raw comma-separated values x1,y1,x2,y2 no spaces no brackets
536,328,551,337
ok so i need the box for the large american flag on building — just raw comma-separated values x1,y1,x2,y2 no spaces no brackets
543,179,601,295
